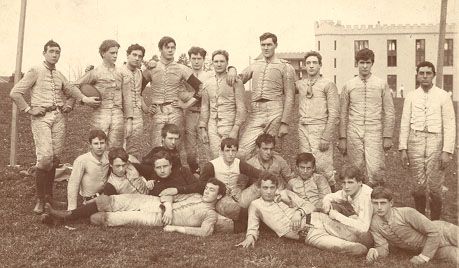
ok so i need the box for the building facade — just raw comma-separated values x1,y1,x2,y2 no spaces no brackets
314,20,457,101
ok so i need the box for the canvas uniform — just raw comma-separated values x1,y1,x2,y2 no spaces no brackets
339,75,395,184
296,77,339,187
200,74,247,159
399,86,455,219
287,173,331,209
74,63,133,148
237,57,296,160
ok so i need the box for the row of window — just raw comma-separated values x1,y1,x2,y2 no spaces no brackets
387,74,453,93
317,39,454,67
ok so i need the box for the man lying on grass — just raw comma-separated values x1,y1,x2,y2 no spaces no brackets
236,173,368,255
366,186,458,265
44,179,226,237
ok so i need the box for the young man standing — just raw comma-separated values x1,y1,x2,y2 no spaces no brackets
295,51,339,190
236,173,367,255
67,129,109,210
287,152,331,209
339,48,395,186
74,39,133,148
246,133,292,187
10,40,99,214
200,50,247,159
399,61,455,220
367,187,458,265
120,44,146,161
237,32,296,160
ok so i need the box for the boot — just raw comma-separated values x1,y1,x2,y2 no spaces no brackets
46,202,99,222
412,192,427,215
33,168,47,214
429,194,443,220
44,166,67,208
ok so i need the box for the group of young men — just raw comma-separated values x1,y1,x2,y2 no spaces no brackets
9,31,457,265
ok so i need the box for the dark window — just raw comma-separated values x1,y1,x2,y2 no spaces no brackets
334,40,337,50
387,40,397,67
415,74,420,88
415,39,425,66
354,40,369,67
444,39,453,66
443,75,453,92
387,75,397,93
334,58,336,68
318,41,320,51
334,75,337,84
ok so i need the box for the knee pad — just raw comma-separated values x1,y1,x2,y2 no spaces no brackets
37,156,54,171
95,195,112,211
90,212,107,226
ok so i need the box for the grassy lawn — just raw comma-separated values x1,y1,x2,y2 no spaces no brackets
0,82,457,267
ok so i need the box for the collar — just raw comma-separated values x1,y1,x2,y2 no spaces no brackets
160,57,174,66
102,61,115,69
358,73,372,81
43,61,56,71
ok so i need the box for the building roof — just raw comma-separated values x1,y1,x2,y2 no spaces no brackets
254,52,308,60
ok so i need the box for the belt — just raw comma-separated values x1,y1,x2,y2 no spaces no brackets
298,213,312,238
189,110,200,113
38,105,63,112
254,98,271,103
156,102,174,107
83,193,99,202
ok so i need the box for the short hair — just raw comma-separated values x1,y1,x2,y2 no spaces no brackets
304,51,322,65
150,149,172,167
339,165,365,182
255,133,275,148
355,48,375,63
43,40,61,52
259,32,278,45
108,147,129,164
220,137,239,151
371,186,393,201
126,44,145,57
207,178,227,196
211,50,229,61
99,39,120,58
161,124,180,138
256,172,280,188
416,61,436,75
88,129,107,143
188,46,207,58
296,152,316,167
158,36,176,50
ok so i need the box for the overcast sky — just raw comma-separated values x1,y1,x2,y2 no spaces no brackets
0,0,457,78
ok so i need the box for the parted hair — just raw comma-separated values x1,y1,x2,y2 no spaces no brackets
158,36,176,50
256,172,280,187
220,137,239,151
207,178,227,196
188,46,207,58
150,149,173,167
255,133,275,148
259,32,277,44
371,186,393,201
304,51,322,65
126,44,145,57
161,123,180,138
355,48,375,63
108,147,129,164
88,129,107,143
339,165,365,183
43,40,61,52
99,39,120,58
416,61,436,75
212,50,229,61
296,152,316,167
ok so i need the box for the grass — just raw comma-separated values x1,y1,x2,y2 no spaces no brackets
0,82,457,267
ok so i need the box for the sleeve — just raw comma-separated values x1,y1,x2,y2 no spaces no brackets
398,93,412,151
103,183,118,195
339,84,350,139
121,74,134,119
198,86,210,128
404,208,441,259
9,68,38,111
232,79,247,127
330,191,373,232
370,221,390,257
239,161,264,184
382,82,395,138
238,65,253,84
245,203,261,240
322,190,346,206
61,72,85,102
73,69,97,86
181,209,218,237
288,190,315,214
279,158,294,183
321,81,340,141
280,64,296,125
441,95,456,153
132,163,155,180
141,70,151,93
67,156,85,210
314,175,332,208
182,66,202,94
176,162,214,194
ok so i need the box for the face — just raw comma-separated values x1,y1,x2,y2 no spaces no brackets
372,198,393,217
357,59,373,77
190,53,204,71
341,177,362,197
221,145,238,164
258,142,274,162
260,38,277,59
202,183,222,203
160,42,176,61
260,180,277,202
162,132,180,150
417,66,435,89
212,54,228,74
127,49,144,69
154,158,172,179
111,158,128,177
43,46,61,65
297,161,315,180
305,55,321,77
89,137,106,157
102,47,119,65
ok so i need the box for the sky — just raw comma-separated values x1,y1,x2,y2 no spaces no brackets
0,0,457,79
